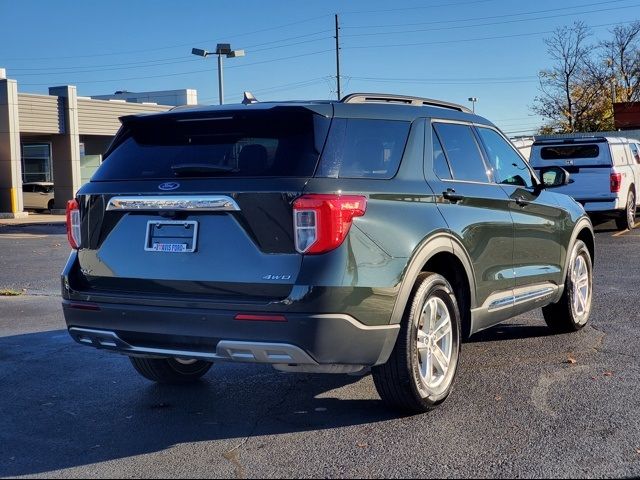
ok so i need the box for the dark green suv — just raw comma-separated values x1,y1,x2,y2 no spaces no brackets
62,93,594,413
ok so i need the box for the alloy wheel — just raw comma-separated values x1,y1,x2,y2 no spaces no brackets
416,296,453,390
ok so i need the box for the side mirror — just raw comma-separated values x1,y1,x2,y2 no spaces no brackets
538,166,572,189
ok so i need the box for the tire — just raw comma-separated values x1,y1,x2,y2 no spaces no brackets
542,240,593,333
47,199,54,211
372,272,461,413
615,190,636,231
129,357,212,384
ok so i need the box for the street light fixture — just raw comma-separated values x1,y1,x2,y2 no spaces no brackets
192,43,245,105
468,97,478,114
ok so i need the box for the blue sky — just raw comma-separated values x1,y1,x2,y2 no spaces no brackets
1,0,639,135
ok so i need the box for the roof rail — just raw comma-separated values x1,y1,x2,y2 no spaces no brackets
340,93,472,113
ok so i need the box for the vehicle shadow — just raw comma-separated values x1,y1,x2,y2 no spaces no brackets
0,329,401,477
464,323,554,343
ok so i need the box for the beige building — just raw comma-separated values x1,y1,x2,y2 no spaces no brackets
0,68,197,217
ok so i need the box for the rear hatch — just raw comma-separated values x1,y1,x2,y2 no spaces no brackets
74,104,332,303
529,139,613,201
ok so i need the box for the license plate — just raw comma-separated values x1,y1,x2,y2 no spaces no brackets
145,220,198,253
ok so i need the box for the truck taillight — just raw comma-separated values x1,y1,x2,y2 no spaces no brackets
66,199,81,249
610,173,622,193
293,194,367,254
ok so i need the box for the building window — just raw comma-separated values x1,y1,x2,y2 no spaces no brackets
22,143,52,183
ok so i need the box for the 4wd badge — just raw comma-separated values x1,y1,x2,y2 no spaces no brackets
263,274,292,281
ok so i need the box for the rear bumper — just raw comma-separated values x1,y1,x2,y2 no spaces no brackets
576,198,620,213
62,300,400,367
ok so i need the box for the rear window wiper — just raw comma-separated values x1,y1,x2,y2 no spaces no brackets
171,163,237,177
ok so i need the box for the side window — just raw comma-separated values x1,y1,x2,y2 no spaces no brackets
432,128,452,179
630,143,640,164
611,144,629,166
22,184,34,193
477,127,534,188
316,118,410,179
432,123,490,183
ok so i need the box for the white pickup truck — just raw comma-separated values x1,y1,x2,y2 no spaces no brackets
529,136,640,231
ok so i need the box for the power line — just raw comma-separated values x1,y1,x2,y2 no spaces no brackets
339,0,498,16
9,36,334,77
342,3,638,38
343,0,630,29
249,36,333,54
11,59,202,76
8,55,198,72
504,128,541,135
220,77,331,102
348,75,538,85
241,30,332,50
342,20,638,50
19,49,334,86
8,30,333,73
3,14,331,62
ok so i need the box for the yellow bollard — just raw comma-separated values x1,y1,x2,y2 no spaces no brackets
10,187,17,213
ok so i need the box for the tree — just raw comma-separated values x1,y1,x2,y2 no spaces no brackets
601,21,640,102
533,22,614,133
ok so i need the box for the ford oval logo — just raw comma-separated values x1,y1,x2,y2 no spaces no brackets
159,182,180,191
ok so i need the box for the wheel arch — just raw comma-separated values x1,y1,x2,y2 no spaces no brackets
390,233,477,339
558,216,594,302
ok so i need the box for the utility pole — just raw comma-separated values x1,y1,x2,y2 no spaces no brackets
335,14,341,100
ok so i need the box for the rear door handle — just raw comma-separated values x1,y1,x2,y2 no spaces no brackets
443,188,465,203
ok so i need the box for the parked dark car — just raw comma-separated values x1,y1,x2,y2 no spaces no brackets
62,93,594,412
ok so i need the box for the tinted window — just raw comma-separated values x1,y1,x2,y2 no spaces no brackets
432,128,452,179
316,119,410,179
433,123,489,183
477,128,534,188
92,109,330,181
630,143,640,164
540,145,599,160
22,184,34,193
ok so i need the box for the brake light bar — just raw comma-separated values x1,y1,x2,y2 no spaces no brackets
293,194,367,254
66,199,81,249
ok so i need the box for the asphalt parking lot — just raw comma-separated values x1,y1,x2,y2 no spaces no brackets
0,220,639,478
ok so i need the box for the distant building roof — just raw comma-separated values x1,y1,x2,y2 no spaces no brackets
91,89,198,107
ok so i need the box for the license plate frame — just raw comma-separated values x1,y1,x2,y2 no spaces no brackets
144,220,199,253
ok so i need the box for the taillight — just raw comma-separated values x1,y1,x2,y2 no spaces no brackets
293,194,367,254
610,173,622,193
66,199,81,249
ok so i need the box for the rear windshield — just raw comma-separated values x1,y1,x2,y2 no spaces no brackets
316,118,410,179
540,144,599,160
92,108,331,181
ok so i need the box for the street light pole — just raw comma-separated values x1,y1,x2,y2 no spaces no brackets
468,97,478,113
192,44,245,105
217,53,224,105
